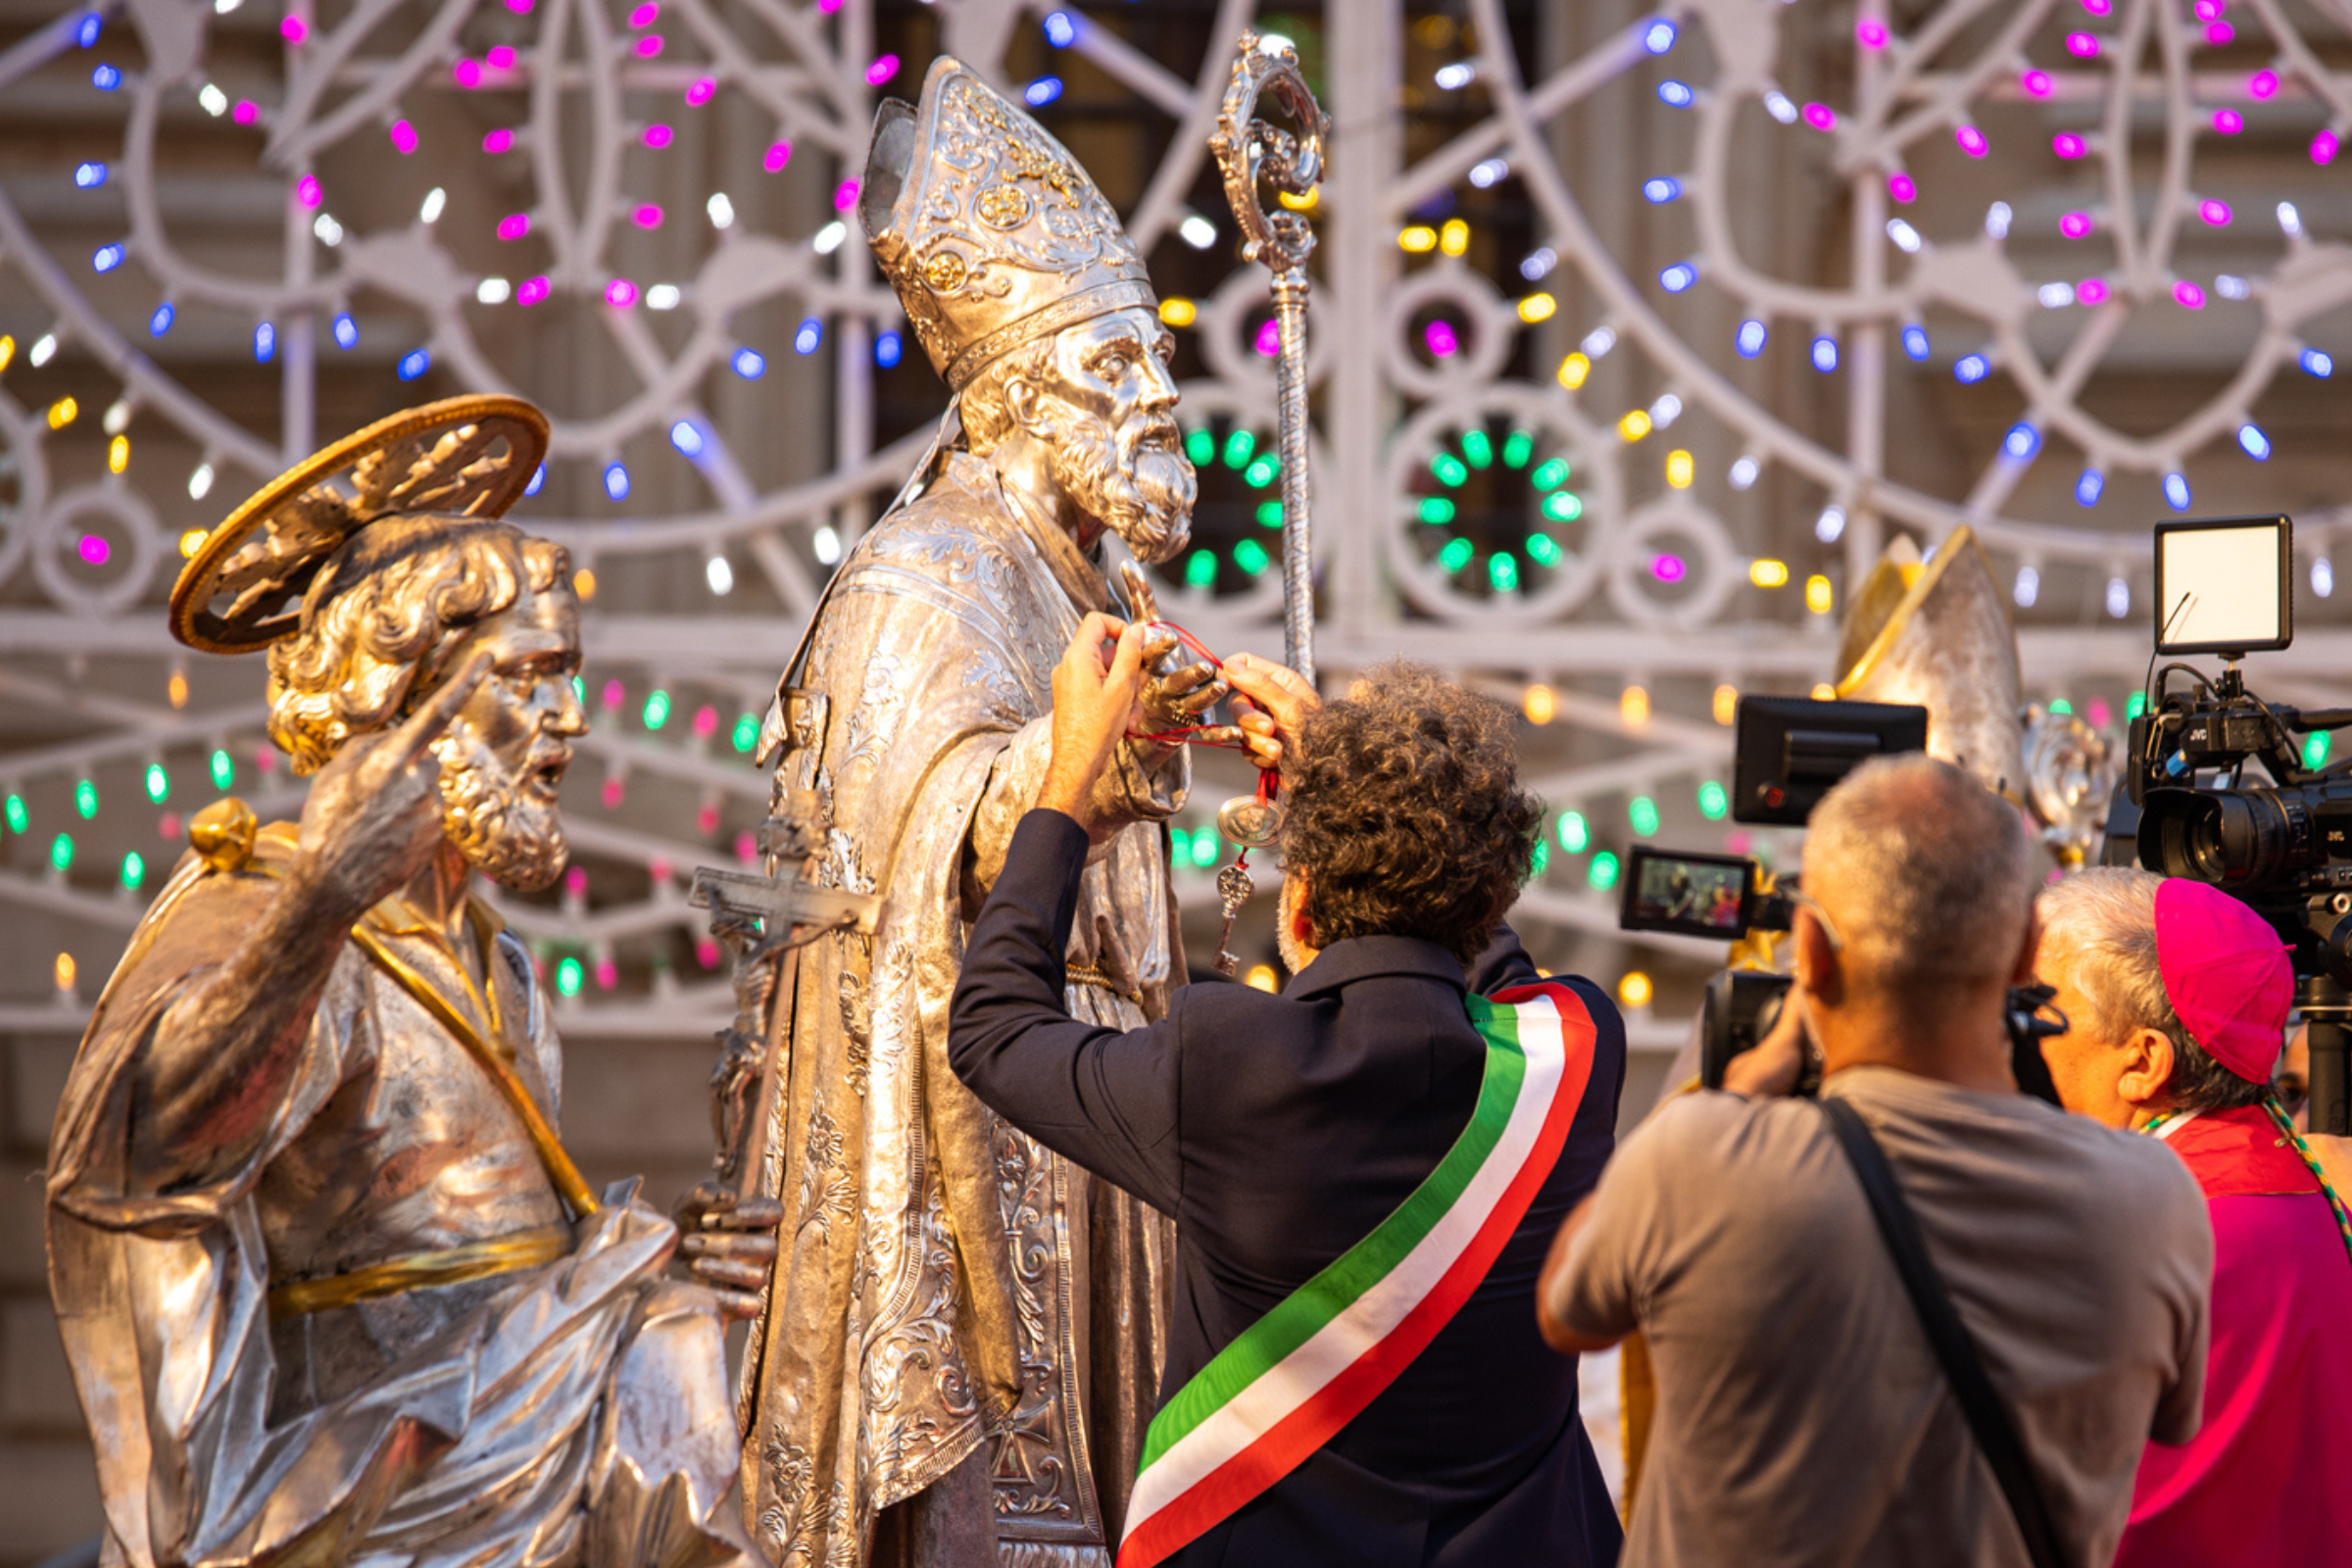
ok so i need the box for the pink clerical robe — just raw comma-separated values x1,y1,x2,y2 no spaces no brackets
2116,1102,2352,1566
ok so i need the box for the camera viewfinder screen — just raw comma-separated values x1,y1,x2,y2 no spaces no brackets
2154,516,2290,656
1619,848,1754,940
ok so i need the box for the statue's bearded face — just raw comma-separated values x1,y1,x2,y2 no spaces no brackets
420,582,588,892
1031,307,1195,565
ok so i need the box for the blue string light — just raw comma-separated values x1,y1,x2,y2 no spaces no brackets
874,330,903,368
732,347,766,379
2238,423,2272,460
73,161,106,188
1810,335,1838,372
524,463,547,496
91,63,120,89
1735,319,1766,358
1043,10,1076,46
1656,79,1693,108
1901,323,1930,361
332,312,358,349
604,461,631,502
1659,261,1697,293
793,318,822,355
1954,353,1990,383
148,302,172,336
2301,347,2333,378
2163,472,2191,511
91,242,123,272
75,12,100,47
2075,468,2104,507
2000,421,2039,461
253,321,275,363
1642,19,1678,53
1642,176,1681,204
397,347,430,380
1024,76,1063,107
669,419,705,457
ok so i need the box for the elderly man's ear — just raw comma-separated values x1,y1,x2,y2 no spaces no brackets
2115,1029,2178,1109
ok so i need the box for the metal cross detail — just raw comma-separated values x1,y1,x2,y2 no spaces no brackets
688,795,882,1192
1212,858,1255,977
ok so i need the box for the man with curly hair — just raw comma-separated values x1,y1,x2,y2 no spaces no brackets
947,629,1628,1568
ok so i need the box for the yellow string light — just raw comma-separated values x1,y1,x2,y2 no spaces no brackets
1517,293,1557,323
0,334,15,371
1618,409,1652,442
1277,187,1318,213
1245,964,1279,993
1523,683,1557,724
168,668,189,709
1556,352,1591,390
1397,225,1438,253
1748,558,1789,588
54,952,76,993
1157,297,1198,328
1665,449,1694,488
1438,219,1470,256
1811,681,1838,700
178,528,209,558
108,434,129,473
1617,971,1653,1009
573,567,599,602
1620,684,1651,727
47,396,77,430
1805,574,1835,614
1712,684,1740,725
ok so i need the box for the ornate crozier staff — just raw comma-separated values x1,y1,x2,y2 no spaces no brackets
1211,31,1329,687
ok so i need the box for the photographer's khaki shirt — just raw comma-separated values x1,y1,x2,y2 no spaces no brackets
1548,1065,2211,1568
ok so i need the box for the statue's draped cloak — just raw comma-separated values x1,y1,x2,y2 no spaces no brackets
743,454,1180,1567
46,839,756,1567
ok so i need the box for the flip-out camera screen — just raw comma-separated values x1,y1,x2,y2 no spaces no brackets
2153,515,2291,657
1618,847,1756,940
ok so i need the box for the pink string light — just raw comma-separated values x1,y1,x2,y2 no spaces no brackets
1954,124,1988,157
696,802,720,835
2211,108,2243,134
605,278,640,308
389,120,418,154
2077,277,2110,305
2059,211,2093,239
2052,131,2087,158
2313,129,2340,165
233,99,258,123
643,123,672,149
486,44,516,71
483,127,515,154
1650,554,1687,584
2192,0,2226,18
696,939,722,969
1801,102,1837,131
1886,171,1916,203
601,679,625,709
633,203,663,228
763,141,793,172
628,1,659,25
635,34,663,58
2020,70,2052,98
601,776,625,808
692,705,718,739
2066,32,2099,57
686,75,716,106
865,54,900,86
453,58,483,89
2249,71,2279,99
1423,319,1458,357
2080,0,2112,13
2174,279,2207,310
279,16,307,44
594,956,617,990
77,534,110,565
497,213,531,241
833,178,859,211
2198,198,2231,225
1854,19,1888,48
295,173,321,208
516,275,551,306
1254,318,1281,356
734,830,759,863
506,0,533,13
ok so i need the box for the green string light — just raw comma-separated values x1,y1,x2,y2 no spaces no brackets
1460,429,1494,468
4,793,25,834
210,749,233,790
2048,698,2074,715
1629,796,1660,836
1532,458,1570,492
1489,553,1520,593
1169,825,1192,863
1558,810,1591,853
555,956,585,997
1697,780,1729,820
121,851,144,890
732,713,760,754
1502,430,1534,468
1185,427,1215,466
1185,549,1217,588
1256,500,1284,527
1543,492,1585,523
1526,532,1563,566
2126,691,2148,720
1417,497,1455,525
2306,730,2332,770
1588,851,1621,891
643,690,671,730
1437,537,1474,572
145,762,169,803
1191,831,1220,868
74,779,97,820
1244,453,1280,488
1234,538,1271,575
1222,428,1255,469
1432,452,1469,487
50,833,74,872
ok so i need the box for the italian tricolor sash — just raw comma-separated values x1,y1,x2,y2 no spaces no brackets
1116,981,1600,1568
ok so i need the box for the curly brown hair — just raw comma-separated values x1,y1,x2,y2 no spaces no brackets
1284,662,1544,965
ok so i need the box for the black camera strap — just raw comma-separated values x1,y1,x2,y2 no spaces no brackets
1820,1099,2067,1568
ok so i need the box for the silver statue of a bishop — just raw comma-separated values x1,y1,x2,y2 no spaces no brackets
736,58,1223,1568
46,397,771,1567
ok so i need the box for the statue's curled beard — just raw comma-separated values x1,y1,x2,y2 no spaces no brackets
1039,398,1196,566
432,724,570,892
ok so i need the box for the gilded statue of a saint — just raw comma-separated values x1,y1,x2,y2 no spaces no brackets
734,59,1223,1568
46,398,772,1566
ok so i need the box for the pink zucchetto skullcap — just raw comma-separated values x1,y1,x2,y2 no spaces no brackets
2152,878,2293,1084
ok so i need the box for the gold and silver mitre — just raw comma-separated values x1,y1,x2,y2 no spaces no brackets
859,57,1158,393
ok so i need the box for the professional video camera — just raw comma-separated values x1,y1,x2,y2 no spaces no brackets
1617,693,2067,1098
2110,514,2352,1135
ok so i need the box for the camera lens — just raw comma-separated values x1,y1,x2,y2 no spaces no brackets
2137,786,2314,886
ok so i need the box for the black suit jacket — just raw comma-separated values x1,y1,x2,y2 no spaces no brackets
949,809,1627,1568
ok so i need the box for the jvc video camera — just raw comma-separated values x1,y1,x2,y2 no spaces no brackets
2109,514,2352,1133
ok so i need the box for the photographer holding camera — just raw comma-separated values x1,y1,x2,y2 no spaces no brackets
2034,868,2352,1566
945,620,1629,1567
1538,754,2213,1568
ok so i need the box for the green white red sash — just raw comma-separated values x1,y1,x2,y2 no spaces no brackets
1116,981,1599,1567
